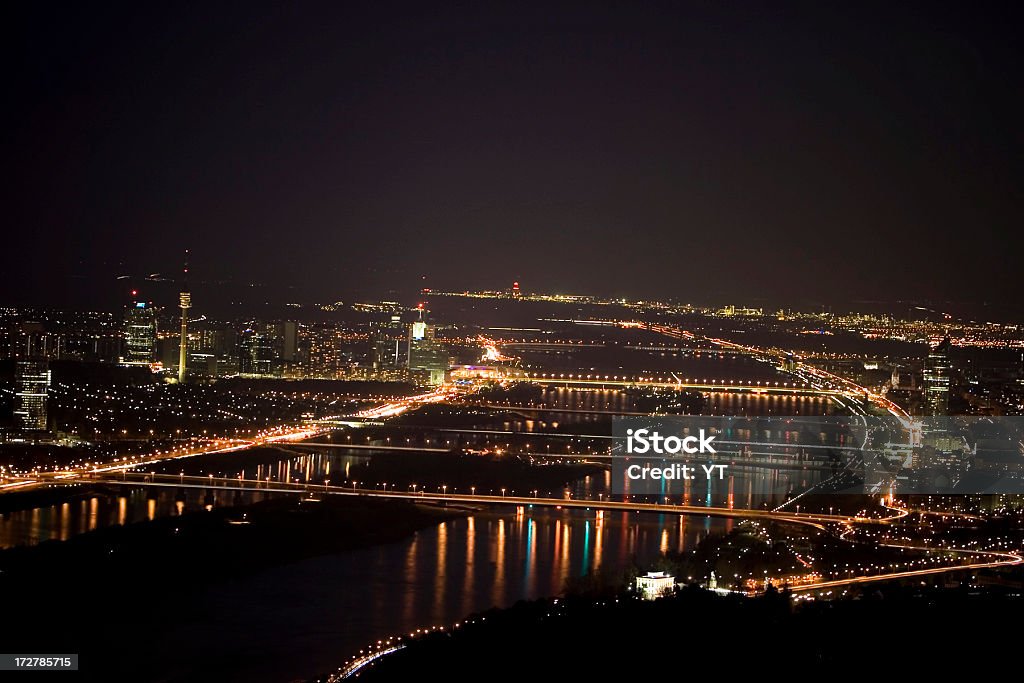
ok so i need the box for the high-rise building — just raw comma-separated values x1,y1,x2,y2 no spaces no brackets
372,315,405,370
407,320,449,385
14,359,50,430
923,336,952,416
122,299,157,366
280,321,298,363
239,325,277,377
188,322,238,377
236,322,301,377
304,325,342,378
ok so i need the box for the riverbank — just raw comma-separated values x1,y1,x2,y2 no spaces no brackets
342,583,1024,680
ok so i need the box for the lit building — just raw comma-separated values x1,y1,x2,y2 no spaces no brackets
304,325,344,378
636,571,675,600
923,336,952,416
372,315,405,370
189,322,238,376
14,359,50,431
239,325,277,377
407,319,450,385
279,321,298,363
236,322,300,377
122,299,156,365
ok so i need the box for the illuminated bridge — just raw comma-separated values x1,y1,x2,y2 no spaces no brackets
76,471,864,528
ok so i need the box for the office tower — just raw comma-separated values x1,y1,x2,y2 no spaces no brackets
280,321,298,362
923,336,952,416
14,359,50,430
239,325,277,377
372,315,405,370
122,298,157,365
407,320,449,385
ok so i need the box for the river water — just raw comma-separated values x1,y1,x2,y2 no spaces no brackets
139,506,735,683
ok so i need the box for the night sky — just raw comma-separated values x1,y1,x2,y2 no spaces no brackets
7,1,1024,313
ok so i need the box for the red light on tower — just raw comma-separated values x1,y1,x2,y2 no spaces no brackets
512,281,521,299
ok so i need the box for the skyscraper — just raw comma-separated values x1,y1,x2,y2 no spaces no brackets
122,297,156,366
407,318,449,385
372,315,405,371
239,325,277,377
14,359,50,431
923,336,952,416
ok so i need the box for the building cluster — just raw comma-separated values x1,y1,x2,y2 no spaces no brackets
0,295,459,438
0,308,122,439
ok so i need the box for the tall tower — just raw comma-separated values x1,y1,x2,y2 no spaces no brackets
14,359,50,430
122,290,157,366
923,336,952,416
178,252,191,384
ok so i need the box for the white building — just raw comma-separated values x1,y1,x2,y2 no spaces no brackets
636,571,675,600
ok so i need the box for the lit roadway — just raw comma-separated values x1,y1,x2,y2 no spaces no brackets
646,323,913,422
784,500,1023,595
352,385,457,419
0,385,466,494
0,425,327,493
789,542,1024,595
79,471,856,527
499,375,845,396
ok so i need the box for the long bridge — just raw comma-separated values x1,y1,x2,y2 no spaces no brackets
466,373,844,396
76,471,866,528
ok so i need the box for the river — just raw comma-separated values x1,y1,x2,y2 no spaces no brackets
133,506,734,683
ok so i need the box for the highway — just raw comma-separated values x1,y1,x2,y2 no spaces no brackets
0,386,460,493
0,424,327,493
509,376,844,395
789,544,1023,594
646,323,913,421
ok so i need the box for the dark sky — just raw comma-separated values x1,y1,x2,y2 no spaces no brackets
6,1,1024,313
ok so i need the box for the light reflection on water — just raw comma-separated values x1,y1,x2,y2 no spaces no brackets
143,506,732,683
509,388,836,426
3,488,737,682
0,446,821,550
0,488,276,549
